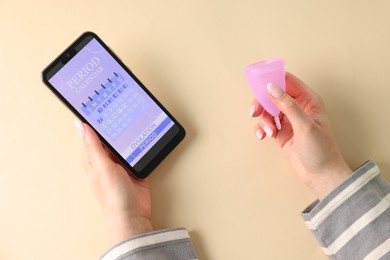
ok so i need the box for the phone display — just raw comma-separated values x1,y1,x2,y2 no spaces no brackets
42,32,185,179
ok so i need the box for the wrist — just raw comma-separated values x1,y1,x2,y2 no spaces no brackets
105,213,153,246
311,162,352,200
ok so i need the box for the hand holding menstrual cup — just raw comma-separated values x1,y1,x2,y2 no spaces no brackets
244,59,286,130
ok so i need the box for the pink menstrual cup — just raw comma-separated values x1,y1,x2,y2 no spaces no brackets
244,58,286,130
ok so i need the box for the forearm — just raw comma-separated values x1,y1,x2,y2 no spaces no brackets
302,160,390,259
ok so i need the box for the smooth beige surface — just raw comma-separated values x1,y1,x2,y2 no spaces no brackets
1,1,390,259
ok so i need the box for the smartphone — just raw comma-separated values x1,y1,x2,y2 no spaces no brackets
42,32,185,179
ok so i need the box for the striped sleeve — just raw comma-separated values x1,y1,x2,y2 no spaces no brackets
301,160,390,259
100,228,198,260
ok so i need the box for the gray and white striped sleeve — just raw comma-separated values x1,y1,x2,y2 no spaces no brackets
100,228,198,260
302,160,390,259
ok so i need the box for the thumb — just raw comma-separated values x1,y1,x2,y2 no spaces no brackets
74,119,111,169
267,83,311,130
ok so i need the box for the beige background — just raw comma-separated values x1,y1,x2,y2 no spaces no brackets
1,0,390,259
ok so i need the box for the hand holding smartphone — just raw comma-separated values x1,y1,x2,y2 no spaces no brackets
42,32,185,179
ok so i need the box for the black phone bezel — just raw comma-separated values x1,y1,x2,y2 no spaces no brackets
42,31,185,179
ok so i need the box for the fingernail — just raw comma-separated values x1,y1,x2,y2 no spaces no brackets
267,83,283,98
74,120,85,137
249,105,256,117
255,129,263,140
264,125,273,137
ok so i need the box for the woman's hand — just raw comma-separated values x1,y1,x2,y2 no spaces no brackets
75,121,153,245
250,73,352,199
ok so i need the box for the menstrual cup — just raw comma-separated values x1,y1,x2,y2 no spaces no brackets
244,58,286,129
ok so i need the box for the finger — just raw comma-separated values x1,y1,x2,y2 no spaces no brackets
249,98,264,117
285,72,324,111
254,124,265,140
267,82,312,131
257,110,277,138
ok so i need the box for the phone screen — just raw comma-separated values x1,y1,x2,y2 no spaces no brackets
42,32,185,178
